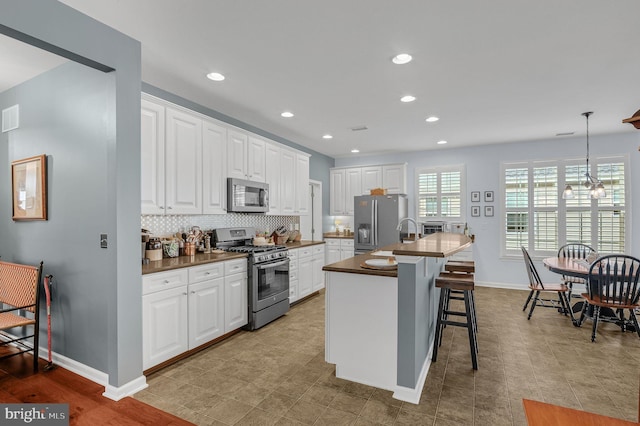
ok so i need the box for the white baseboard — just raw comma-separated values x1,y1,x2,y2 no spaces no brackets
38,346,147,401
103,375,148,401
475,281,527,291
392,342,433,405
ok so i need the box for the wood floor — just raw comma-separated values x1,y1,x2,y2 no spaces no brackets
0,349,193,425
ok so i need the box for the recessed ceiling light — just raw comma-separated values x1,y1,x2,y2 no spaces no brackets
322,134,333,139
437,140,447,145
351,149,360,153
426,116,439,123
281,111,294,118
206,72,225,81
400,95,416,103
392,53,412,65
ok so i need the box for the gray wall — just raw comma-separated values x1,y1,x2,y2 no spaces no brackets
141,83,335,231
0,0,141,387
335,132,640,287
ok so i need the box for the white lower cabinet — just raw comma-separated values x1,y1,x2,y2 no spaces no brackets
188,278,224,348
288,244,325,303
143,285,188,370
224,271,248,332
312,244,325,291
143,259,247,370
325,238,354,264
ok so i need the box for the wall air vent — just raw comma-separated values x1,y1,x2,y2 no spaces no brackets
2,104,19,133
350,125,368,132
555,132,574,136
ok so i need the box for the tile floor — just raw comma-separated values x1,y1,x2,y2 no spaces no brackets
135,287,640,425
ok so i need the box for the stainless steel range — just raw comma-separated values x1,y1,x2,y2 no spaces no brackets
214,227,290,330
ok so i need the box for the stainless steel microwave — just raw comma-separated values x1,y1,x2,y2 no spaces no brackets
227,178,269,213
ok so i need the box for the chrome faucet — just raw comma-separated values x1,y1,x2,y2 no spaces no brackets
396,217,418,242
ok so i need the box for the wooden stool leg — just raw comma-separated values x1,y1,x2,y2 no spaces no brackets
464,290,478,370
469,290,478,336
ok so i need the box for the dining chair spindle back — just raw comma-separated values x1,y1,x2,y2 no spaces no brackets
578,254,640,342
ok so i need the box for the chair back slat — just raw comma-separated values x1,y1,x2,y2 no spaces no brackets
558,243,597,260
0,261,42,313
521,247,544,289
588,255,640,306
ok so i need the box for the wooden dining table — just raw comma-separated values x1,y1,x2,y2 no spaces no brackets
543,257,590,279
523,399,639,425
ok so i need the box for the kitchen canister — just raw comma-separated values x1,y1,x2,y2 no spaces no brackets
163,240,179,258
184,242,196,256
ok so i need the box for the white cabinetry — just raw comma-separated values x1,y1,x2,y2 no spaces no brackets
224,259,248,332
311,244,325,292
226,130,266,182
288,244,324,303
202,120,227,214
325,238,354,264
142,259,247,370
165,107,202,214
141,99,165,215
279,149,310,216
382,163,407,194
141,95,228,215
361,166,383,194
329,163,407,215
265,143,281,214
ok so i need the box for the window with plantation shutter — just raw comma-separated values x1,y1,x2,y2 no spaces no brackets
416,166,464,221
502,156,628,257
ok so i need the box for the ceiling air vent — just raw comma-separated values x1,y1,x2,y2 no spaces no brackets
350,125,368,132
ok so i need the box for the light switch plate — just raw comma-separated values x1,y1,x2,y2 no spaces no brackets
100,234,108,249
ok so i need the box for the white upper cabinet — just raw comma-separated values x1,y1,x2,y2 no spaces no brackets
344,168,362,215
265,143,281,214
382,163,407,194
226,130,266,182
329,169,346,215
295,153,310,215
280,149,296,215
247,135,266,182
361,166,383,195
329,163,407,215
227,129,249,180
202,120,227,214
165,107,202,214
141,94,310,217
141,99,165,215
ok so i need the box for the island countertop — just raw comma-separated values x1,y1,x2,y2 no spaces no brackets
322,252,398,277
391,232,472,258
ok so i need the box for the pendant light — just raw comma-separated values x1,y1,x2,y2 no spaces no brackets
562,112,606,200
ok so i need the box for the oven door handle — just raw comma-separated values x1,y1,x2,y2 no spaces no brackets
255,259,290,269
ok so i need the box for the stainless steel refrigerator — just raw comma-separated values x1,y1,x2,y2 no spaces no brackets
354,194,408,254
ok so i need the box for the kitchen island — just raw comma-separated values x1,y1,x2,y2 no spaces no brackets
323,232,472,404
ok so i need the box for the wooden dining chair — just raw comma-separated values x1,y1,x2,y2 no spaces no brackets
0,260,44,372
521,247,575,323
577,254,640,342
557,243,597,300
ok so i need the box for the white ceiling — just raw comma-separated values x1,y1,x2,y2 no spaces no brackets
15,1,640,157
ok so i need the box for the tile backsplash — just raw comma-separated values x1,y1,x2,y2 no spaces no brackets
141,214,299,237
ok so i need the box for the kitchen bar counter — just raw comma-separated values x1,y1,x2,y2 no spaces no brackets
325,232,470,404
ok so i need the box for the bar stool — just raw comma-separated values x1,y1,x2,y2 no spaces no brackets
432,262,478,370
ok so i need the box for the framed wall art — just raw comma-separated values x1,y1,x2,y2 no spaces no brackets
471,191,480,202
485,205,494,217
12,154,48,221
484,190,494,203
471,206,480,217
